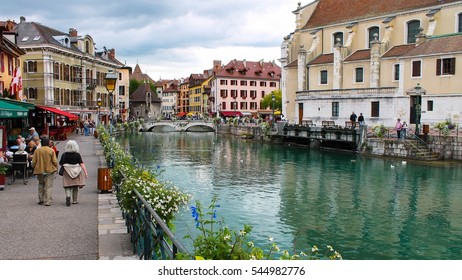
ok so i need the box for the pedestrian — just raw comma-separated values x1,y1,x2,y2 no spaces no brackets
358,113,365,126
395,118,403,139
350,112,357,128
32,137,58,206
59,140,88,206
401,121,408,140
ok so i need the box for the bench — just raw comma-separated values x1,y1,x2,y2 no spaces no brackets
322,121,336,128
344,121,356,128
302,119,315,127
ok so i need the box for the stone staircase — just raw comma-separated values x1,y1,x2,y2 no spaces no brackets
403,138,440,161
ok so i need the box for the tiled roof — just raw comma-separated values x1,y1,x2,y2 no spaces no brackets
382,44,416,58
130,82,161,103
215,59,281,80
308,53,334,65
286,59,298,68
302,0,460,29
344,49,371,62
404,34,462,56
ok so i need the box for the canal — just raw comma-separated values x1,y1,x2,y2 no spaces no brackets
118,132,462,260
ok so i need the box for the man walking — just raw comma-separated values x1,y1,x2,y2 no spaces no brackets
32,137,58,206
350,112,357,128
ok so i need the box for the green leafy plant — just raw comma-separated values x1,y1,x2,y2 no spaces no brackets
371,124,387,138
181,196,342,260
435,119,456,136
0,165,9,175
97,125,190,225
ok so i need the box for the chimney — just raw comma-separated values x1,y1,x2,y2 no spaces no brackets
108,48,115,60
69,28,78,37
20,16,26,23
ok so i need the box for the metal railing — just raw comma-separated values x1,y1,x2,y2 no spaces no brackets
114,172,190,260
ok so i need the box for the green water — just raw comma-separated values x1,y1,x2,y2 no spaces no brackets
119,132,462,260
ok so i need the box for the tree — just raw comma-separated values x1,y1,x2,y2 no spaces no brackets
260,89,282,111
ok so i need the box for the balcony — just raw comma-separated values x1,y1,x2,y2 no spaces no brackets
296,87,398,100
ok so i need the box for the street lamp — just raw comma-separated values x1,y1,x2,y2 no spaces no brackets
272,93,276,117
414,83,422,136
233,98,237,115
105,70,117,168
97,97,102,126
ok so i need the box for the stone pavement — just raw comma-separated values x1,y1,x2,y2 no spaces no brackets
0,132,137,260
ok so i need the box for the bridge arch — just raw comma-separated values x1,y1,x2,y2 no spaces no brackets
142,121,215,132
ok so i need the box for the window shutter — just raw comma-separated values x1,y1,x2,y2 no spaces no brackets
436,59,441,76
450,58,456,74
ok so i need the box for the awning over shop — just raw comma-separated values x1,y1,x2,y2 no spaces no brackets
176,112,187,117
0,100,29,118
220,111,243,117
37,106,79,120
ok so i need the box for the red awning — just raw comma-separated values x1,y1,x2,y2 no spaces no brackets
220,111,243,117
176,112,187,117
37,106,79,120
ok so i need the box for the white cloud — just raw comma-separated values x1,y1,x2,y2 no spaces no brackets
1,0,306,79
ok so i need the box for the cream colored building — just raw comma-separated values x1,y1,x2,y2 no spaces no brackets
14,16,126,122
281,0,462,129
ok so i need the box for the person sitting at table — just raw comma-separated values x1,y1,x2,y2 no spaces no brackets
26,127,39,143
25,140,36,171
0,150,12,175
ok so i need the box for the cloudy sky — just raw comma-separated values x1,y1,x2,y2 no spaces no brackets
2,0,307,80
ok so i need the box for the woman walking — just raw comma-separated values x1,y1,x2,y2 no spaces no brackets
59,140,88,206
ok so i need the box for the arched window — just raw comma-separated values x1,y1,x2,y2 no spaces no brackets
333,32,343,47
368,26,380,48
407,20,420,44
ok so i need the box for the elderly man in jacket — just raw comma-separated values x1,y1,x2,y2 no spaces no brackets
32,137,58,206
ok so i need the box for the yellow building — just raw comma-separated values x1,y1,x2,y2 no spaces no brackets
281,0,462,128
13,16,126,123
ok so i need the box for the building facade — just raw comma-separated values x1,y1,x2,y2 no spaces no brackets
13,16,127,123
281,0,462,128
210,59,281,117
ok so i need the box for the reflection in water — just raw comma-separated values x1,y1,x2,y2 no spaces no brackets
119,132,462,259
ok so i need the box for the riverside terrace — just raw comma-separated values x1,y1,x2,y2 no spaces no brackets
0,133,136,260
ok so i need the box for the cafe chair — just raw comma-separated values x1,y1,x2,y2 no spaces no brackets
9,154,28,185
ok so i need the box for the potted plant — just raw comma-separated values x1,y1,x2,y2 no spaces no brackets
0,164,9,191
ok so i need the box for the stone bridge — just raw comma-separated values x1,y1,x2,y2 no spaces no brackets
142,120,215,132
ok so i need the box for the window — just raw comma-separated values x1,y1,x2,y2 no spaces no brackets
412,60,421,77
333,32,343,46
240,102,247,110
250,81,257,86
119,85,125,96
240,80,247,86
261,91,265,98
427,100,433,111
24,61,37,73
393,64,400,81
231,90,237,98
368,26,380,48
355,67,364,83
221,102,226,110
220,79,228,85
250,90,257,99
250,102,258,110
459,13,462,33
331,102,339,117
270,82,277,87
407,20,420,44
320,70,328,84
220,89,228,98
436,58,456,75
25,87,38,99
260,81,267,87
231,80,238,86
371,101,380,117
240,90,247,98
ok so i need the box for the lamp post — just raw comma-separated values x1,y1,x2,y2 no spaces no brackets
97,97,102,126
271,93,276,117
104,70,117,168
414,83,422,136
233,98,237,115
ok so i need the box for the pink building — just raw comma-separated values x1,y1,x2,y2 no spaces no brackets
210,59,281,118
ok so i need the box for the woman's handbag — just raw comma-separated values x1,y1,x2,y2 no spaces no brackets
59,166,64,176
